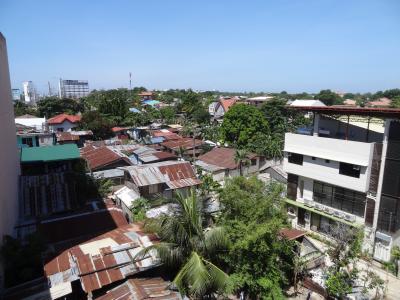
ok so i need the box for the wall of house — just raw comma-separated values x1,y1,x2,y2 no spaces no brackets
0,33,20,289
49,120,77,132
214,104,225,119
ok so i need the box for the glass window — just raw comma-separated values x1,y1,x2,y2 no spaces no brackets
339,162,361,178
288,153,303,165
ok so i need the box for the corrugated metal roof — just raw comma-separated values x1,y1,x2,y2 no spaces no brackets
161,138,204,150
81,145,133,171
95,277,182,300
21,144,80,163
44,223,160,294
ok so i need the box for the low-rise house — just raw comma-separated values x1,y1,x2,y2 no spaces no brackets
81,145,133,172
243,96,274,107
195,147,264,182
112,126,131,139
91,168,125,186
120,160,201,200
138,91,155,100
96,277,182,300
47,113,81,132
366,97,392,107
130,145,177,165
290,99,326,107
20,144,81,175
113,186,141,222
161,137,205,158
17,131,55,148
15,114,46,131
152,128,182,141
43,222,159,298
212,97,237,119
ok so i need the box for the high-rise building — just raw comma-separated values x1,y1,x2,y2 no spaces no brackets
0,33,20,288
22,80,36,103
283,106,400,262
58,79,89,99
11,88,21,101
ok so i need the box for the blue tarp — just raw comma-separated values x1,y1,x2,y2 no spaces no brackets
142,100,160,106
149,137,165,144
129,107,141,113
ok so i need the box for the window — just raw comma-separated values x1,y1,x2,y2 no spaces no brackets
313,181,365,217
325,159,330,163
312,157,316,160
339,162,361,178
251,159,257,166
288,153,303,165
22,137,33,147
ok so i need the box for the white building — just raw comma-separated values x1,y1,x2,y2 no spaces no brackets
22,81,37,103
283,106,400,262
59,79,89,99
243,96,274,107
0,33,20,288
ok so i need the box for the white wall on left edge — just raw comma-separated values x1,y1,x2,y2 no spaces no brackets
0,33,20,244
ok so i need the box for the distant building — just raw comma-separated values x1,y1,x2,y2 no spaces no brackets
243,96,274,107
22,81,37,103
58,79,89,99
0,32,20,288
11,88,20,101
47,113,81,132
15,114,46,131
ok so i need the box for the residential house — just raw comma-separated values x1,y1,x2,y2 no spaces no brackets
130,145,177,165
243,96,274,107
212,97,237,119
120,160,201,200
15,114,46,131
195,147,264,182
80,145,133,172
366,97,392,108
91,168,125,186
161,137,205,158
282,105,400,262
138,91,155,100
113,185,140,222
47,113,81,132
17,131,55,148
20,144,81,175
151,129,182,141
290,99,326,107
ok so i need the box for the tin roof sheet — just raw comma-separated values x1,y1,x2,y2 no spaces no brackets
21,144,80,163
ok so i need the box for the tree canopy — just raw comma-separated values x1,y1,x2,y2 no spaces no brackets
36,97,83,118
314,89,343,106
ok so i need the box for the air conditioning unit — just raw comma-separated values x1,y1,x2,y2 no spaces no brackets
339,212,346,219
304,199,314,207
315,203,323,210
333,210,341,218
344,214,356,223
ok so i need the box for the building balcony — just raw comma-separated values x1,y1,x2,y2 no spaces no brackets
283,133,380,193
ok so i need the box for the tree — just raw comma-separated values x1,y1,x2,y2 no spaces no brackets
220,104,270,148
136,191,230,298
13,100,37,117
191,106,211,125
314,89,343,106
130,197,150,221
218,177,294,298
390,96,400,108
160,107,176,124
80,111,114,140
234,149,250,176
36,97,83,118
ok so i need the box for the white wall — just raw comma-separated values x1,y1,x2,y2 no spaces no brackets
0,33,20,288
49,120,78,132
284,133,374,192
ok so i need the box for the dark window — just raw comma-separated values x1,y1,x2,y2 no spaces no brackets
325,159,330,163
251,159,257,166
312,157,316,160
22,137,33,147
339,162,361,178
313,181,366,217
288,153,303,165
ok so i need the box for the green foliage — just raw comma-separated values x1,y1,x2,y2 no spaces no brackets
218,177,294,298
178,89,202,115
13,100,37,117
130,197,150,221
36,96,83,118
1,233,46,287
234,149,250,176
325,269,355,298
390,96,400,108
160,107,176,123
191,106,211,125
361,269,385,299
314,89,343,106
80,111,114,140
197,171,221,196
135,191,230,297
220,104,270,148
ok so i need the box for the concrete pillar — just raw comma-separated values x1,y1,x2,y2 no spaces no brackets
313,113,320,136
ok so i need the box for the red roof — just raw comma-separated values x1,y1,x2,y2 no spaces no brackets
279,228,305,241
111,126,130,133
56,132,79,142
152,129,182,140
47,114,81,125
161,138,204,150
138,91,154,96
197,147,257,170
220,98,237,112
80,145,133,171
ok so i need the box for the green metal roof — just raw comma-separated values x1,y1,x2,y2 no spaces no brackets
20,144,80,163
284,198,362,228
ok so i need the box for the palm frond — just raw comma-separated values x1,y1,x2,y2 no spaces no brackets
133,242,184,267
204,227,229,255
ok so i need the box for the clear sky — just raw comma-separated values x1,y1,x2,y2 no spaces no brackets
1,0,399,94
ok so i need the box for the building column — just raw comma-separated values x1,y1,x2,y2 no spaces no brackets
313,113,320,136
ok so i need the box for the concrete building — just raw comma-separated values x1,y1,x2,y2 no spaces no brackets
22,81,36,103
0,33,20,288
11,88,21,101
47,113,81,132
58,79,89,99
282,106,400,262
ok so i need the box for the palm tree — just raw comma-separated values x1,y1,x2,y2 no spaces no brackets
136,191,230,298
234,149,250,176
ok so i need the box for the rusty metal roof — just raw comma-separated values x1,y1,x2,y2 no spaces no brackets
120,161,198,187
279,228,306,241
44,223,160,294
161,138,204,150
80,145,133,171
197,147,244,170
95,277,182,300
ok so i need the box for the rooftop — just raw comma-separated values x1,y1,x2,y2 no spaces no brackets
288,105,400,118
80,145,133,171
220,98,237,112
47,113,81,125
197,147,257,170
20,144,80,163
161,137,204,150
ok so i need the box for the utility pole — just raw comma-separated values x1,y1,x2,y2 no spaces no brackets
48,81,51,96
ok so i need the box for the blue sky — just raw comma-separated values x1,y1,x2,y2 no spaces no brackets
1,0,399,93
